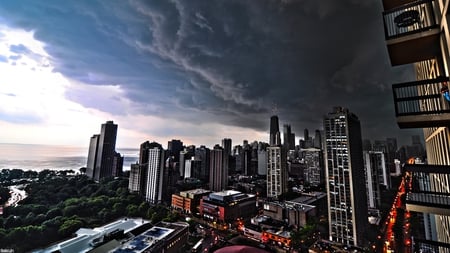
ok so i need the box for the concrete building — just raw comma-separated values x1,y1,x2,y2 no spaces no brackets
171,188,211,214
324,107,368,247
86,121,123,181
301,147,324,187
381,0,450,250
364,151,390,210
262,200,316,228
209,145,227,192
267,115,287,199
199,190,256,227
37,218,189,253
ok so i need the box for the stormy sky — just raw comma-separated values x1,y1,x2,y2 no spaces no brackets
0,0,421,148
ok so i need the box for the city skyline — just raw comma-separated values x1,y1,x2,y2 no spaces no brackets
0,1,422,149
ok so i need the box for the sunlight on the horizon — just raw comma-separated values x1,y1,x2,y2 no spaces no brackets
0,26,114,146
0,25,268,148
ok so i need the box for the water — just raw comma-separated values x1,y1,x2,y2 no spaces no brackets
0,143,138,172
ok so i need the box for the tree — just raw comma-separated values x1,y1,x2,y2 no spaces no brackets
0,186,11,205
58,218,83,237
126,204,139,217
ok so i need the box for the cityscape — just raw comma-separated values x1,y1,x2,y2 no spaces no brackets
1,1,450,253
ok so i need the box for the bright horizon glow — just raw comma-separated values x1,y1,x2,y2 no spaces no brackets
0,25,267,149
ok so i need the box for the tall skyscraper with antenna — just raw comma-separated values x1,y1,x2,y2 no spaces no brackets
267,115,287,199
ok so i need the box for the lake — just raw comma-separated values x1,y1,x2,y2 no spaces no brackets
0,143,138,171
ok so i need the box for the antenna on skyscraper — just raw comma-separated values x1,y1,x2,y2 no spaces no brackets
271,103,278,115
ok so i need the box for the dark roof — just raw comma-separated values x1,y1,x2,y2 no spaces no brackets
214,245,269,253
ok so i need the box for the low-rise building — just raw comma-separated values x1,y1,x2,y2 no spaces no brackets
200,190,256,227
262,229,291,249
36,218,189,253
262,200,316,228
242,223,263,241
171,188,211,214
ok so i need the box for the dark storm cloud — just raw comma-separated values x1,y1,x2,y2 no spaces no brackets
0,0,419,143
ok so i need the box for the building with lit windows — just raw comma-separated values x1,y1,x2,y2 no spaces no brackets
209,144,227,192
199,190,256,227
324,107,368,247
364,151,390,209
267,115,287,199
171,188,211,214
381,0,450,250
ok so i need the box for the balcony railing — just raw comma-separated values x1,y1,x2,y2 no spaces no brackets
413,238,450,252
392,76,450,128
404,164,450,215
383,0,438,40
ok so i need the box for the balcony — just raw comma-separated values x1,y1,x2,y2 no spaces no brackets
392,76,450,128
404,164,450,216
412,238,450,252
382,0,440,65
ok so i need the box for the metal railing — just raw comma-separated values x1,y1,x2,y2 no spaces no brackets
383,0,439,40
404,164,450,210
392,76,450,117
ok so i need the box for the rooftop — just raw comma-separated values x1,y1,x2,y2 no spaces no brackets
111,226,174,253
37,218,149,253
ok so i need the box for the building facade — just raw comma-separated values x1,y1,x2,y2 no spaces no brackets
200,190,256,227
324,107,368,247
171,189,212,214
86,121,123,181
209,145,227,192
381,0,450,250
267,115,287,199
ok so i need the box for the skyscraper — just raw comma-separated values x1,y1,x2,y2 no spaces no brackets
381,1,450,248
86,134,99,179
270,115,281,146
128,141,167,204
364,151,388,209
209,144,226,192
195,145,210,182
283,124,295,151
168,139,183,162
267,115,287,199
86,121,123,181
324,107,368,247
145,145,166,204
314,129,322,149
222,138,232,175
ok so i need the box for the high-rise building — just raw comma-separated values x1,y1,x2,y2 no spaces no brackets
129,141,169,204
222,138,232,175
209,145,227,192
381,0,450,249
324,107,368,247
364,151,388,210
270,115,281,146
86,121,123,181
195,145,210,182
301,148,324,187
283,124,296,151
145,145,166,204
314,129,322,149
128,163,147,194
267,115,287,199
258,142,268,176
86,134,99,179
168,139,183,162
